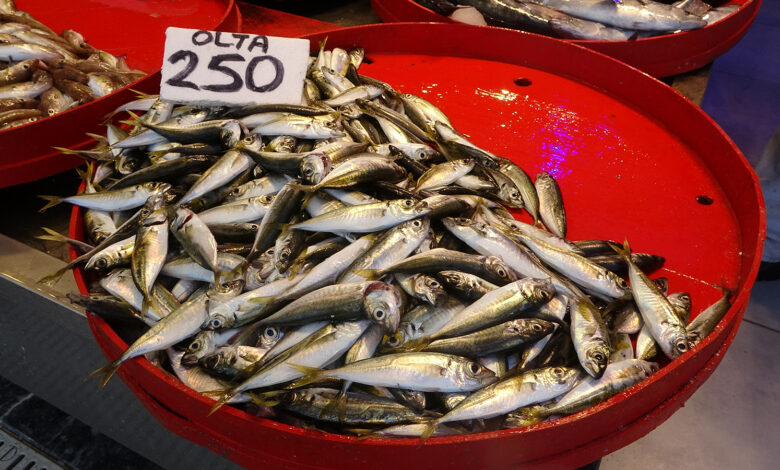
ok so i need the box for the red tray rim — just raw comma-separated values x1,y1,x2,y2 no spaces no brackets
67,21,766,447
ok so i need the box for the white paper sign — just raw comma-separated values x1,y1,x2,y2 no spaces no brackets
160,27,310,106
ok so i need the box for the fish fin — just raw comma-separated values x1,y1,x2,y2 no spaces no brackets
299,192,315,211
209,388,238,415
284,363,325,389
38,195,62,213
249,390,284,407
86,359,121,389
395,337,431,353
353,268,381,280
227,259,248,280
247,295,276,305
286,181,318,193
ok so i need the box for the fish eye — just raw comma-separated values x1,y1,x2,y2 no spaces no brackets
593,352,605,363
412,220,421,227
188,341,200,351
210,318,222,329
96,258,108,268
140,209,151,217
263,195,273,203
552,367,565,378
497,268,506,277
619,279,629,288
403,199,413,206
676,341,689,353
468,362,480,374
279,251,289,260
532,323,543,332
511,191,520,199
428,280,440,288
374,309,385,320
264,327,278,338
303,168,313,176
387,336,400,347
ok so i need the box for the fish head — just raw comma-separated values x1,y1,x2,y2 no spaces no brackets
141,207,168,227
411,144,438,162
85,252,115,271
226,184,249,202
170,206,195,232
542,366,582,392
583,344,611,379
436,270,465,291
238,134,262,152
257,326,283,349
519,278,556,305
198,348,236,375
663,330,692,359
363,282,402,333
510,318,555,339
440,216,476,237
390,198,429,218
181,330,215,366
220,120,242,148
413,274,447,305
498,181,524,208
399,217,431,240
300,152,331,185
485,256,518,284
668,292,692,322
144,181,172,197
203,307,235,330
380,329,407,352
453,357,498,390
652,277,669,295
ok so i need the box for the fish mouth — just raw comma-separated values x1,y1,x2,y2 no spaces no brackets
180,353,200,367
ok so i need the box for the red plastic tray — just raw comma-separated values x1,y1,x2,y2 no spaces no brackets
0,0,238,188
70,23,765,469
370,0,760,78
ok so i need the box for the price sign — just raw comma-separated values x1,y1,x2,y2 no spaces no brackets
160,27,310,106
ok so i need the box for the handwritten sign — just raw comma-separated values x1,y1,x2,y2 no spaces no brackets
160,27,310,106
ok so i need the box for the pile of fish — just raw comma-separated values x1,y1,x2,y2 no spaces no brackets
43,42,733,438
418,0,741,41
0,0,144,130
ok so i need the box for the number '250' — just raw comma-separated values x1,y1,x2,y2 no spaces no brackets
166,51,285,93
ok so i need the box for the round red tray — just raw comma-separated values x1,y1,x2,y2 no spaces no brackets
370,0,760,78
0,0,239,189
70,23,764,469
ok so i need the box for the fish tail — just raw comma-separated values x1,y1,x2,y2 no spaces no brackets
35,226,68,243
285,363,325,389
86,358,122,389
130,89,156,99
141,295,165,320
84,132,108,144
37,266,69,285
209,388,238,415
38,195,62,213
420,419,439,440
612,238,632,260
